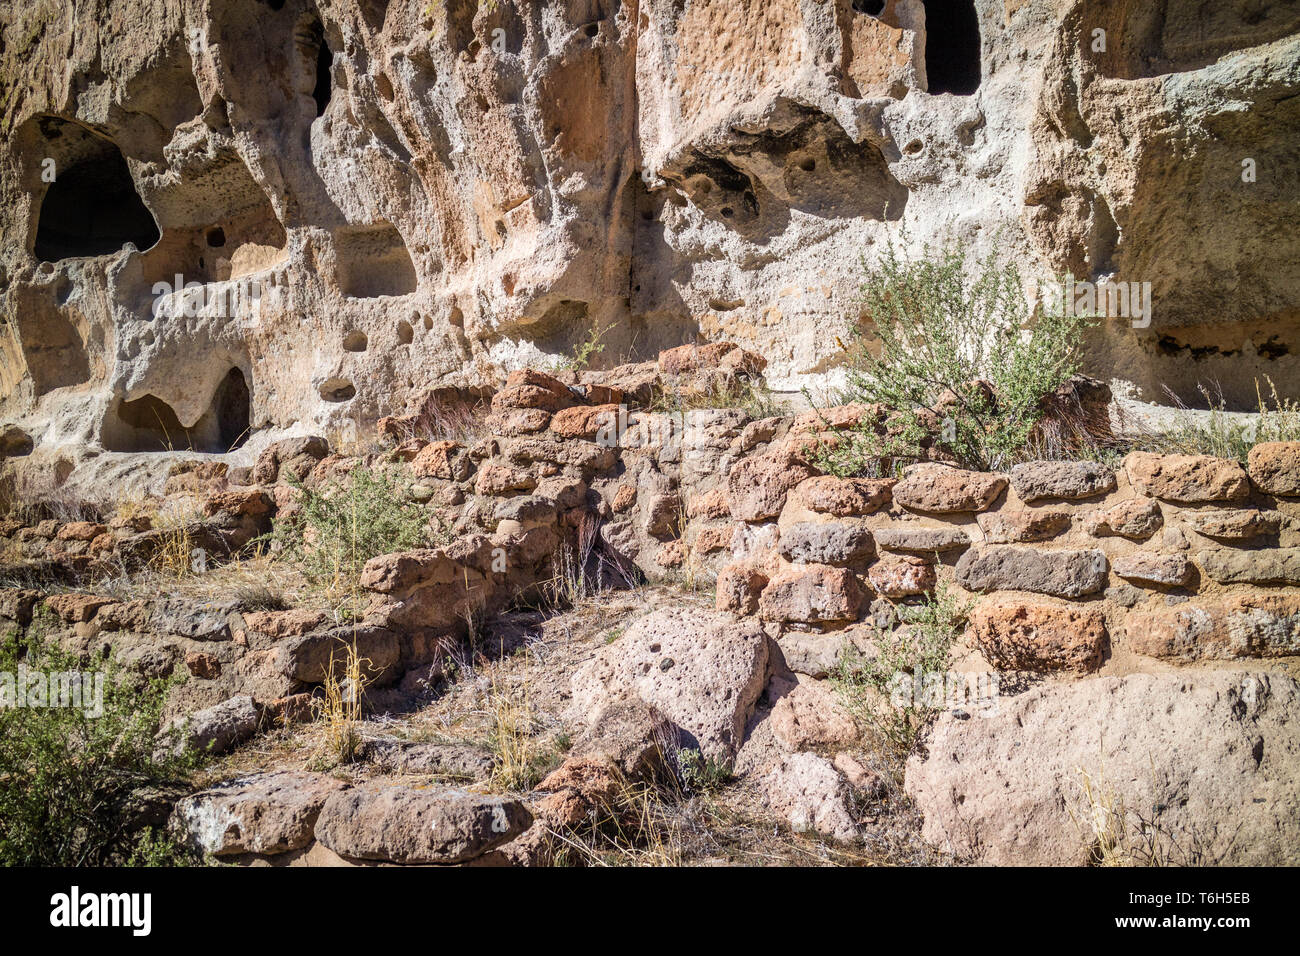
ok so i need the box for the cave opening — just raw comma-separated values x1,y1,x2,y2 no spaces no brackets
103,367,250,453
213,367,251,451
922,0,981,96
313,35,333,116
33,126,160,261
333,223,418,298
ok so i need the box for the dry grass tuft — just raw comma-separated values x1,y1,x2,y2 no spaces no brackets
310,641,371,769
485,664,565,792
1069,765,1208,867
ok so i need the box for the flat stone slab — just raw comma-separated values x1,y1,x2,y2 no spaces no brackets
172,771,349,856
314,786,532,864
955,546,1108,598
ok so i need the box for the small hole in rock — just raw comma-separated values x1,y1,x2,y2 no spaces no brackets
343,331,368,352
319,379,356,402
205,227,226,247
396,320,414,345
904,139,925,155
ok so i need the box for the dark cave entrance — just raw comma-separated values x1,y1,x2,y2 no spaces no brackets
213,367,251,451
313,34,333,116
103,368,251,454
33,125,160,261
922,0,982,96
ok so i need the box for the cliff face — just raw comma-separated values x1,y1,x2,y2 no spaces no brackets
2,0,1299,462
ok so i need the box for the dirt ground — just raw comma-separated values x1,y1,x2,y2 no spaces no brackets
198,580,946,867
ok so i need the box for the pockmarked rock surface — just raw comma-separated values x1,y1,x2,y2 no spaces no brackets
762,751,858,844
3,0,1300,489
1124,453,1250,503
906,672,1300,866
1197,548,1300,586
568,607,769,761
4,0,1300,874
1247,443,1300,496
1126,595,1300,661
968,600,1108,673
1010,461,1116,502
759,564,865,625
892,465,1007,514
778,521,875,566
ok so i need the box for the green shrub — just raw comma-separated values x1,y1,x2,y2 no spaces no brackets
832,582,971,758
554,320,613,372
0,619,199,865
822,237,1092,473
267,466,432,590
674,748,734,794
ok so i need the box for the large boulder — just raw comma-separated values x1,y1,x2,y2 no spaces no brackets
314,786,532,864
905,672,1300,865
172,771,348,856
568,607,769,761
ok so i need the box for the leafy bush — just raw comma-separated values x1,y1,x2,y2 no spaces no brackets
0,616,199,865
824,237,1092,472
832,583,971,758
267,467,431,590
554,320,614,372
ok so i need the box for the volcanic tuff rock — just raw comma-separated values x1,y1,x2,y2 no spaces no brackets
172,771,349,856
567,606,769,762
762,751,859,844
5,0,1300,489
313,786,532,864
905,672,1300,866
955,545,1109,598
